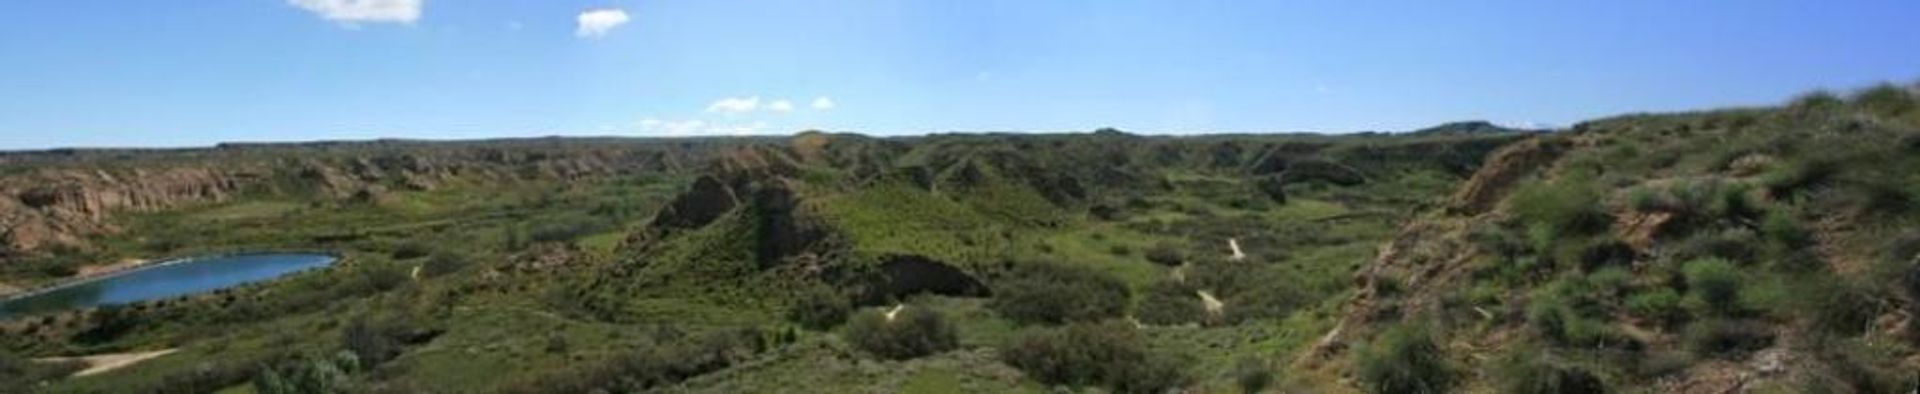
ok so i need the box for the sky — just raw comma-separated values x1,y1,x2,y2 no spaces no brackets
1,1,1918,150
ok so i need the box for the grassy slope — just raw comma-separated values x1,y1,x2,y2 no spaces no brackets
6,129,1522,392
1317,84,1920,392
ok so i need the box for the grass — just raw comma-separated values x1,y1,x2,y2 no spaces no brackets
5,129,1525,393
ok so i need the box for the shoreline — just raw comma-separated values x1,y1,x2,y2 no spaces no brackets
0,249,340,305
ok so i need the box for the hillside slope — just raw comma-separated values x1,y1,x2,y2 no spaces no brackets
1305,84,1920,393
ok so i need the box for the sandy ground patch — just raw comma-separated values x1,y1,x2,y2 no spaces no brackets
38,348,179,377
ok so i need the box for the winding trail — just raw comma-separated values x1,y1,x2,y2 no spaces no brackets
37,348,178,377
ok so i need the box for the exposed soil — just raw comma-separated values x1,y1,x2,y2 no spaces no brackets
38,348,179,377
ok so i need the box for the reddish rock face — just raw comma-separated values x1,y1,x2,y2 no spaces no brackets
1449,137,1568,215
0,141,737,258
0,167,243,253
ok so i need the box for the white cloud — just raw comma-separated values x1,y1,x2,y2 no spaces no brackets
810,96,836,111
288,0,422,25
575,8,630,38
706,96,761,114
767,100,795,113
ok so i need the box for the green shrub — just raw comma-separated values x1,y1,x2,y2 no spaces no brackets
1182,257,1317,322
1759,159,1836,199
1683,319,1773,357
1232,356,1275,394
1491,346,1607,394
989,262,1130,325
842,307,958,360
1586,267,1633,298
1508,175,1609,242
1627,186,1663,212
1223,283,1312,323
419,252,471,278
1681,258,1743,316
389,242,432,260
502,326,768,393
1852,83,1916,117
1626,288,1685,326
253,351,361,394
999,322,1190,394
1782,274,1876,335
1527,292,1622,347
342,316,436,368
72,304,143,345
1135,279,1205,326
1144,243,1186,266
1670,228,1760,264
1355,323,1455,394
1788,90,1845,115
786,285,852,330
1802,335,1911,394
0,349,84,389
545,334,571,354
1757,208,1812,250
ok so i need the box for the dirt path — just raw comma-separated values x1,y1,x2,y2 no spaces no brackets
77,258,151,277
1196,290,1225,316
38,348,178,377
1227,238,1246,261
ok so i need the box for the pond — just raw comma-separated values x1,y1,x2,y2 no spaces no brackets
0,253,337,318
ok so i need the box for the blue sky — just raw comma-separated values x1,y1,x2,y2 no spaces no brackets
2,1,1918,149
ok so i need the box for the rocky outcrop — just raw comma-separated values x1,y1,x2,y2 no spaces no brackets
1448,136,1568,214
748,179,832,269
0,167,247,253
629,145,840,270
651,175,740,231
0,139,744,258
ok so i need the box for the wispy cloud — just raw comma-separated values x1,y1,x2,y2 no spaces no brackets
637,118,768,136
288,0,422,25
811,96,836,111
767,100,795,113
575,8,630,38
706,96,761,114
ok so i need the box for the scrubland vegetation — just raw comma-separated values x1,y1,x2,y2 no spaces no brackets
2,81,1918,393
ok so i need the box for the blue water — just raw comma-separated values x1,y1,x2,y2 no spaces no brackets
0,253,336,318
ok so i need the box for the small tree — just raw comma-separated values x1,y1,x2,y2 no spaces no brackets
1000,322,1190,394
1135,280,1205,325
787,285,852,330
253,351,360,394
1355,324,1455,394
1682,258,1743,316
989,262,1130,325
1232,356,1275,394
1144,243,1186,266
1491,346,1605,394
842,307,958,360
419,252,471,278
343,319,402,367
